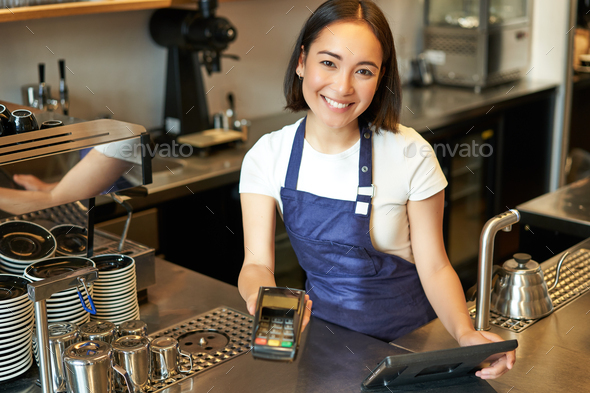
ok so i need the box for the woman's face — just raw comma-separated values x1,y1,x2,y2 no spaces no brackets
296,21,383,132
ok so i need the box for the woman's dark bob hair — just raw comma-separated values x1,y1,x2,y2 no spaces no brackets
284,0,402,133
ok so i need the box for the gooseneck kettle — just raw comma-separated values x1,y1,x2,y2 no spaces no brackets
490,252,568,320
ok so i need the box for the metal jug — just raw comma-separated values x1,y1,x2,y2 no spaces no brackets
490,252,567,320
32,322,79,393
64,340,135,393
149,336,193,382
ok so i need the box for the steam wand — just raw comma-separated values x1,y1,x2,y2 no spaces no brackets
110,193,133,252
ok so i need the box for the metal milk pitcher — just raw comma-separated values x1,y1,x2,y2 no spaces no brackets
32,322,79,393
112,335,150,392
64,340,135,393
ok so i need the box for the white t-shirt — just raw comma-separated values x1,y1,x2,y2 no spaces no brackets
239,118,447,263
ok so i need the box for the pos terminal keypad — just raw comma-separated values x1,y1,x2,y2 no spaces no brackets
251,287,306,362
254,316,295,348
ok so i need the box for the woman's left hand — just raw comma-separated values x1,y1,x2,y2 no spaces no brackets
458,330,516,380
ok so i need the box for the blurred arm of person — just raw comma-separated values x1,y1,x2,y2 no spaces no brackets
0,149,133,215
13,174,57,192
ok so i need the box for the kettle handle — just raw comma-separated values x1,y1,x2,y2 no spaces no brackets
548,252,569,292
113,363,136,393
466,265,504,302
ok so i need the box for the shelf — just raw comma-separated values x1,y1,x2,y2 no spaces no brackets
0,0,221,22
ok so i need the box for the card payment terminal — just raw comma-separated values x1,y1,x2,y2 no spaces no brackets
251,286,306,362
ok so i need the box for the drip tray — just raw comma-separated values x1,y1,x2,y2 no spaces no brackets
178,330,230,353
146,306,253,393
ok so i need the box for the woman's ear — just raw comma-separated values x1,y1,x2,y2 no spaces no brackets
296,45,306,78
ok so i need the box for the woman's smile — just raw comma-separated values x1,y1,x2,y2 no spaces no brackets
322,95,355,111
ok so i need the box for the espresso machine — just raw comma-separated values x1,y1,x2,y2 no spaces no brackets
0,115,155,390
149,0,242,148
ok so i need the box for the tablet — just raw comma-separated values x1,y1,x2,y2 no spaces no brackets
361,340,518,392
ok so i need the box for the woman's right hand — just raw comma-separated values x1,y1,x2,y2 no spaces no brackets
246,293,313,332
13,174,57,191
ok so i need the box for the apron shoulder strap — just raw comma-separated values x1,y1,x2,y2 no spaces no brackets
284,117,307,190
355,120,374,215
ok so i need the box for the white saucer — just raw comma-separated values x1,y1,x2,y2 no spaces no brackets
0,329,31,349
94,302,139,317
92,285,136,299
91,307,139,323
47,306,88,319
0,258,31,270
0,312,33,330
0,306,33,323
95,273,135,285
0,348,31,372
94,298,137,310
67,313,91,326
0,265,23,275
0,299,32,314
0,351,32,379
98,265,135,278
46,291,92,305
0,340,30,361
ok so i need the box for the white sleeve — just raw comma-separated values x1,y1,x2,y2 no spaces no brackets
239,135,275,198
405,136,448,202
94,139,143,165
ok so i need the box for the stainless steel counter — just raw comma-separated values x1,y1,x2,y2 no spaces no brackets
392,237,590,393
517,177,590,237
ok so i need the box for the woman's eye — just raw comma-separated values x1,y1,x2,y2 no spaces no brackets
357,68,375,76
321,60,335,67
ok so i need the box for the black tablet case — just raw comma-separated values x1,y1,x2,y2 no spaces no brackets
361,340,518,392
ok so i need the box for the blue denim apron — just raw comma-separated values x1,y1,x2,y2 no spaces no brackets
280,117,436,342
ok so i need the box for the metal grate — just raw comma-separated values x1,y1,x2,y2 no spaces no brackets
544,248,590,307
5,201,89,227
487,70,522,84
425,33,478,56
92,229,151,257
145,306,253,392
470,249,590,333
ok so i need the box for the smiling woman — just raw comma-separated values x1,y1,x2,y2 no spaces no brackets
238,0,515,382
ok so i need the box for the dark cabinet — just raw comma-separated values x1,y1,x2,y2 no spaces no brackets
425,117,500,288
424,89,555,289
157,182,245,285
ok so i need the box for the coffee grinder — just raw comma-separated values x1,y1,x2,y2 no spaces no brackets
150,0,241,147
